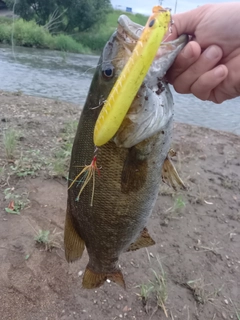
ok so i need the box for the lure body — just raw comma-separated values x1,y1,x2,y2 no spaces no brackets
93,6,171,147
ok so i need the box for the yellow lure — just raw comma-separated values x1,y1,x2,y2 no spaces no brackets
93,6,171,147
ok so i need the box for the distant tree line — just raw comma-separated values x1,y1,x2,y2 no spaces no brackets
5,0,112,32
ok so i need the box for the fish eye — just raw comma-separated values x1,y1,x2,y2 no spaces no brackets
149,19,155,27
102,68,114,79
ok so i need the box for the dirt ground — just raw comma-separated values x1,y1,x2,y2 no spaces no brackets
0,90,240,320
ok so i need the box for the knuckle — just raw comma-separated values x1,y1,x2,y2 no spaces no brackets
189,63,202,75
174,80,190,94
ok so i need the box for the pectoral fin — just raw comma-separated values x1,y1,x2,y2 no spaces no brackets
82,266,126,289
64,207,85,262
127,227,155,251
162,154,186,190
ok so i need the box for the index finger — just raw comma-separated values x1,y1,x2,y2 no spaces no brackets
167,41,201,83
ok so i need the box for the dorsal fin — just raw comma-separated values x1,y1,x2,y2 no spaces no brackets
127,227,155,251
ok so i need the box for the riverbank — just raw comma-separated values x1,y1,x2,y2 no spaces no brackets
0,91,240,320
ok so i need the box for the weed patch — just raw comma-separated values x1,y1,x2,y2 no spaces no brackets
0,18,90,53
4,187,30,214
35,229,62,251
137,257,168,317
48,121,77,178
2,128,18,160
10,150,46,177
165,195,186,215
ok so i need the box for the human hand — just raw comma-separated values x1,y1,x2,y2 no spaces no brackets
166,2,240,103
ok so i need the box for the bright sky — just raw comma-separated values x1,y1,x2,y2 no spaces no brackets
111,0,234,14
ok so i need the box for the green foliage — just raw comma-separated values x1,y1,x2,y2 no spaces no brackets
6,0,112,33
0,19,90,53
174,196,186,210
0,16,13,25
35,230,50,244
73,31,112,52
106,10,147,26
34,229,62,251
6,0,61,25
138,283,154,304
0,7,147,53
63,0,112,32
74,10,148,52
137,258,168,315
166,195,186,215
12,19,46,47
53,33,89,53
2,129,18,160
4,187,30,214
134,13,148,25
10,150,45,177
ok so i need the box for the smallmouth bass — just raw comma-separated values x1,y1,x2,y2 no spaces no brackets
64,12,187,289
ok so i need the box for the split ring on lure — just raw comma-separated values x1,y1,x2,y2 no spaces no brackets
93,6,171,147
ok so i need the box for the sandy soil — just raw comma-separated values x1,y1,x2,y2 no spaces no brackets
0,90,240,320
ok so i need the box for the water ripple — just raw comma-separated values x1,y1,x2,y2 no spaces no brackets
0,44,239,135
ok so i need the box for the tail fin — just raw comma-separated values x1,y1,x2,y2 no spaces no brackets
82,266,126,289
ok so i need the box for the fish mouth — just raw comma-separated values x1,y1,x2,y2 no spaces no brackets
117,15,143,43
117,14,187,49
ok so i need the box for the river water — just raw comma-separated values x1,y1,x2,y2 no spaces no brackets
0,44,239,135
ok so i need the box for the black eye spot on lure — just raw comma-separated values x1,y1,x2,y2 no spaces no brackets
149,19,155,27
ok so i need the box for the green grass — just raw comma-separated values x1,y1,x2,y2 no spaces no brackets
1,121,76,180
48,121,77,178
10,149,46,177
73,10,148,53
230,299,240,320
2,128,18,159
165,195,186,215
35,230,50,244
105,10,147,30
52,33,89,52
0,16,13,24
0,10,147,53
137,258,168,317
34,229,62,251
186,278,224,305
0,18,90,53
138,283,154,305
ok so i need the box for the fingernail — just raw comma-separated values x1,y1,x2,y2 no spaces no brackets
214,65,226,78
204,45,221,60
182,45,193,59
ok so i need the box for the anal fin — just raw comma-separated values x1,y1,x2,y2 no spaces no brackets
64,207,85,262
127,227,155,251
162,153,186,190
82,266,126,289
